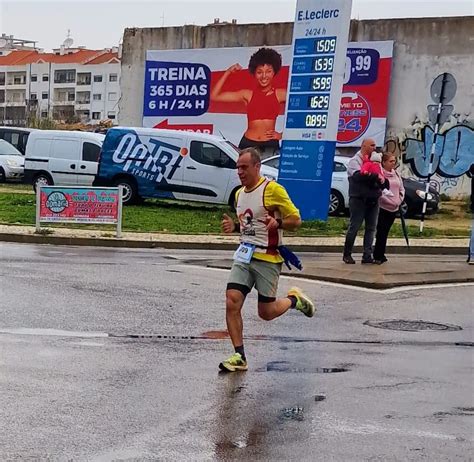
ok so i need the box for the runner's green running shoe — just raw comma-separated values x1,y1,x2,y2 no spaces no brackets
219,352,248,372
288,287,315,318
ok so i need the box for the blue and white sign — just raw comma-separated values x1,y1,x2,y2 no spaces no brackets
279,0,352,220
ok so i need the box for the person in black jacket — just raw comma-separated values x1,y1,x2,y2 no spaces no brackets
343,138,389,264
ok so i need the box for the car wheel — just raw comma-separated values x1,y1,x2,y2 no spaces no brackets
328,189,344,216
0,168,6,183
114,177,138,205
33,173,53,192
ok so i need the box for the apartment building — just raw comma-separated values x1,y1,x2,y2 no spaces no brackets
0,43,121,126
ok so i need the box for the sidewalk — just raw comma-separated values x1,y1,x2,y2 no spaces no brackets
0,224,469,253
1,224,472,288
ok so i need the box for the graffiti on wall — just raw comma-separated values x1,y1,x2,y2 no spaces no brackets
404,123,473,179
383,70,473,198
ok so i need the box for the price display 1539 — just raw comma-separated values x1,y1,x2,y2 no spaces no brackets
314,37,337,54
312,56,334,72
310,76,332,91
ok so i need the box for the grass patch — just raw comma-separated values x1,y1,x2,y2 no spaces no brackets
0,190,469,237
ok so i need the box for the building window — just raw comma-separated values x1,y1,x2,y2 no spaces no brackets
42,74,49,82
31,74,38,82
42,92,48,100
107,111,116,120
54,69,76,84
41,111,48,118
93,94,102,101
109,74,118,82
108,92,117,101
0,73,5,85
93,75,102,83
68,92,75,102
92,112,101,120
14,76,25,85
30,93,37,100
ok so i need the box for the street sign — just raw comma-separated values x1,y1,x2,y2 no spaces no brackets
427,104,454,125
430,73,457,104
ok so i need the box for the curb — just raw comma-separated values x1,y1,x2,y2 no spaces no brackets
0,232,468,255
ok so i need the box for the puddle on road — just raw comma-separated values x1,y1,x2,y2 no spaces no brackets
279,406,304,422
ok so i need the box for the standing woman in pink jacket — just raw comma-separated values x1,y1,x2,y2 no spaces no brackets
373,153,405,264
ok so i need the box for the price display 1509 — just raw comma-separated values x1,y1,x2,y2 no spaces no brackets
312,56,334,72
310,76,332,91
314,37,337,54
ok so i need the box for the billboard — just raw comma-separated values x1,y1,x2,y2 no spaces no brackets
143,41,393,149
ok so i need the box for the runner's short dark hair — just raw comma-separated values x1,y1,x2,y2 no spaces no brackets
239,147,261,165
248,47,282,75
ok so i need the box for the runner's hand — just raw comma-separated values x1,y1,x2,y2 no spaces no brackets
259,213,279,230
222,213,235,233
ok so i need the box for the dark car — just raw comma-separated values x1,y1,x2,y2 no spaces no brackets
400,178,439,217
0,127,35,155
262,154,440,218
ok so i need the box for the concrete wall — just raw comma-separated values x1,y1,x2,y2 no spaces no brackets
120,16,474,197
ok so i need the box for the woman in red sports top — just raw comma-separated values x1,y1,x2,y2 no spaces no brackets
210,47,287,153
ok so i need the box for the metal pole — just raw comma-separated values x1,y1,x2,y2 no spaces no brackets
419,72,448,233
35,185,41,232
116,185,123,238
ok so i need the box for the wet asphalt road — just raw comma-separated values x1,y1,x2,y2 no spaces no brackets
0,242,473,461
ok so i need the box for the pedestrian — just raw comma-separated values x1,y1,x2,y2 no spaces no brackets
343,138,389,264
220,147,315,372
373,153,405,264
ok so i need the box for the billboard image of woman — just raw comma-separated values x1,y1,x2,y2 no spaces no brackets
210,47,287,155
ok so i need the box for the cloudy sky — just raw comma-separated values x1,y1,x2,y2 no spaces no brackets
0,0,472,51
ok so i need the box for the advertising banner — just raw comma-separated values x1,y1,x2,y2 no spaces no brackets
36,186,123,237
142,43,392,150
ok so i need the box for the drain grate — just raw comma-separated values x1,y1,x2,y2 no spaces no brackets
258,361,348,374
364,320,462,332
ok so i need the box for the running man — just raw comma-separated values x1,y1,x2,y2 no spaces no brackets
219,147,315,372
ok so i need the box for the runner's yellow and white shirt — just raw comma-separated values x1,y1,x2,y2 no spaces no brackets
235,177,300,263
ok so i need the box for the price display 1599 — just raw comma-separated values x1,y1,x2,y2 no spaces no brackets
310,76,332,91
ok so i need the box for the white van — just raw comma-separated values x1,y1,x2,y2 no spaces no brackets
24,130,105,190
94,127,278,205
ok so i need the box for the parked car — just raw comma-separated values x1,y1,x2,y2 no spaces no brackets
94,127,278,205
261,154,440,217
0,127,36,155
262,154,349,216
0,139,25,182
400,177,439,217
24,130,105,190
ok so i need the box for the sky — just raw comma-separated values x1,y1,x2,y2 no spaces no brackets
0,0,472,51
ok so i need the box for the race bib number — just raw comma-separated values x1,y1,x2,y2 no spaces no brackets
233,243,255,264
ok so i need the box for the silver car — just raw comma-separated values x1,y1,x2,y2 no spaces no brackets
0,139,25,182
261,154,350,216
